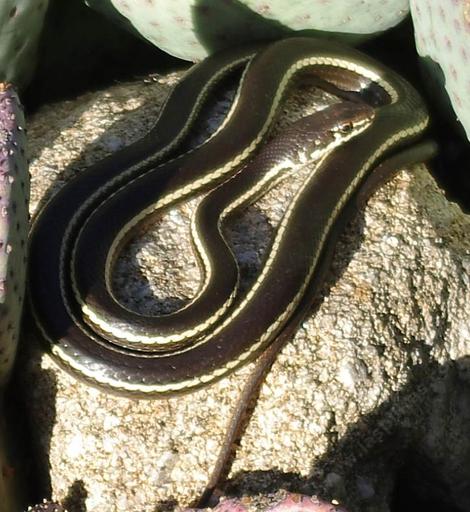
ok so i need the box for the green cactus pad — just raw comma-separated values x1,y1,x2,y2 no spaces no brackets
411,0,470,140
0,83,28,387
0,0,50,88
85,0,410,61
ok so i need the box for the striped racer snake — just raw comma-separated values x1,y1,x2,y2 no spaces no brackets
28,37,433,398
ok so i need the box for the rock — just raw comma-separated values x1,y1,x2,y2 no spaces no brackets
21,67,470,512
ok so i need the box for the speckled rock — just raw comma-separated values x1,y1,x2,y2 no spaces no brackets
85,0,410,61
410,0,470,139
21,68,470,512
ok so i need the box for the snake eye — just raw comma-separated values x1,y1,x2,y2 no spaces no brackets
337,121,354,135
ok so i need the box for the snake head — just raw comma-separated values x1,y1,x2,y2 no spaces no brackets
292,101,375,161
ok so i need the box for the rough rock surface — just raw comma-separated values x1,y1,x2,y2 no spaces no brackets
20,68,470,512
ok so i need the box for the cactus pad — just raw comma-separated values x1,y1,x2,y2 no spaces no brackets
0,0,50,88
85,0,410,61
0,83,28,386
411,0,470,139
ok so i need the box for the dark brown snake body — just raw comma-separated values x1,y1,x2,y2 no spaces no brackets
25,36,437,508
28,37,431,397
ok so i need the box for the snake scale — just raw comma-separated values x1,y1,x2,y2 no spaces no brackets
28,37,432,398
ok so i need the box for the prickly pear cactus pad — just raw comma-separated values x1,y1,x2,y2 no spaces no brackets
25,500,65,512
85,0,410,61
410,0,470,140
0,0,50,89
0,84,28,387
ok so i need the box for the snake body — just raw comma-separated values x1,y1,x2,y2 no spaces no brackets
28,37,430,397
74,101,373,348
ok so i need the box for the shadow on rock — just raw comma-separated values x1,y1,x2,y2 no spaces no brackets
220,358,470,512
11,311,59,504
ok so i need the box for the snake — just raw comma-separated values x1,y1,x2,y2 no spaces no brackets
28,37,432,398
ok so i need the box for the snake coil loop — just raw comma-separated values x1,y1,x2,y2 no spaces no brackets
28,37,430,397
